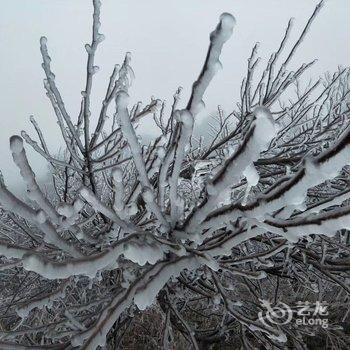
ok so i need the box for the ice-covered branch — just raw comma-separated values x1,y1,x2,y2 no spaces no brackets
0,183,81,257
184,107,277,239
187,13,235,115
169,110,194,224
40,37,84,152
79,186,135,232
20,231,178,281
2,1,350,348
116,91,152,189
10,135,61,225
82,0,105,152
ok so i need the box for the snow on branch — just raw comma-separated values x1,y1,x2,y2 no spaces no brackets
2,1,350,349
10,135,61,225
187,13,236,115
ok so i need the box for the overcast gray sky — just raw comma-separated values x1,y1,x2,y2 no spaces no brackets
1,0,349,192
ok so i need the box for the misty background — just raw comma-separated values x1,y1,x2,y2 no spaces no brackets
0,0,349,194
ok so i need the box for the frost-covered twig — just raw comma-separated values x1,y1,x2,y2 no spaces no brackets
186,13,235,115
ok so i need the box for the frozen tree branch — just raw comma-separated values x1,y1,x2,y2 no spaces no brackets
2,1,350,349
